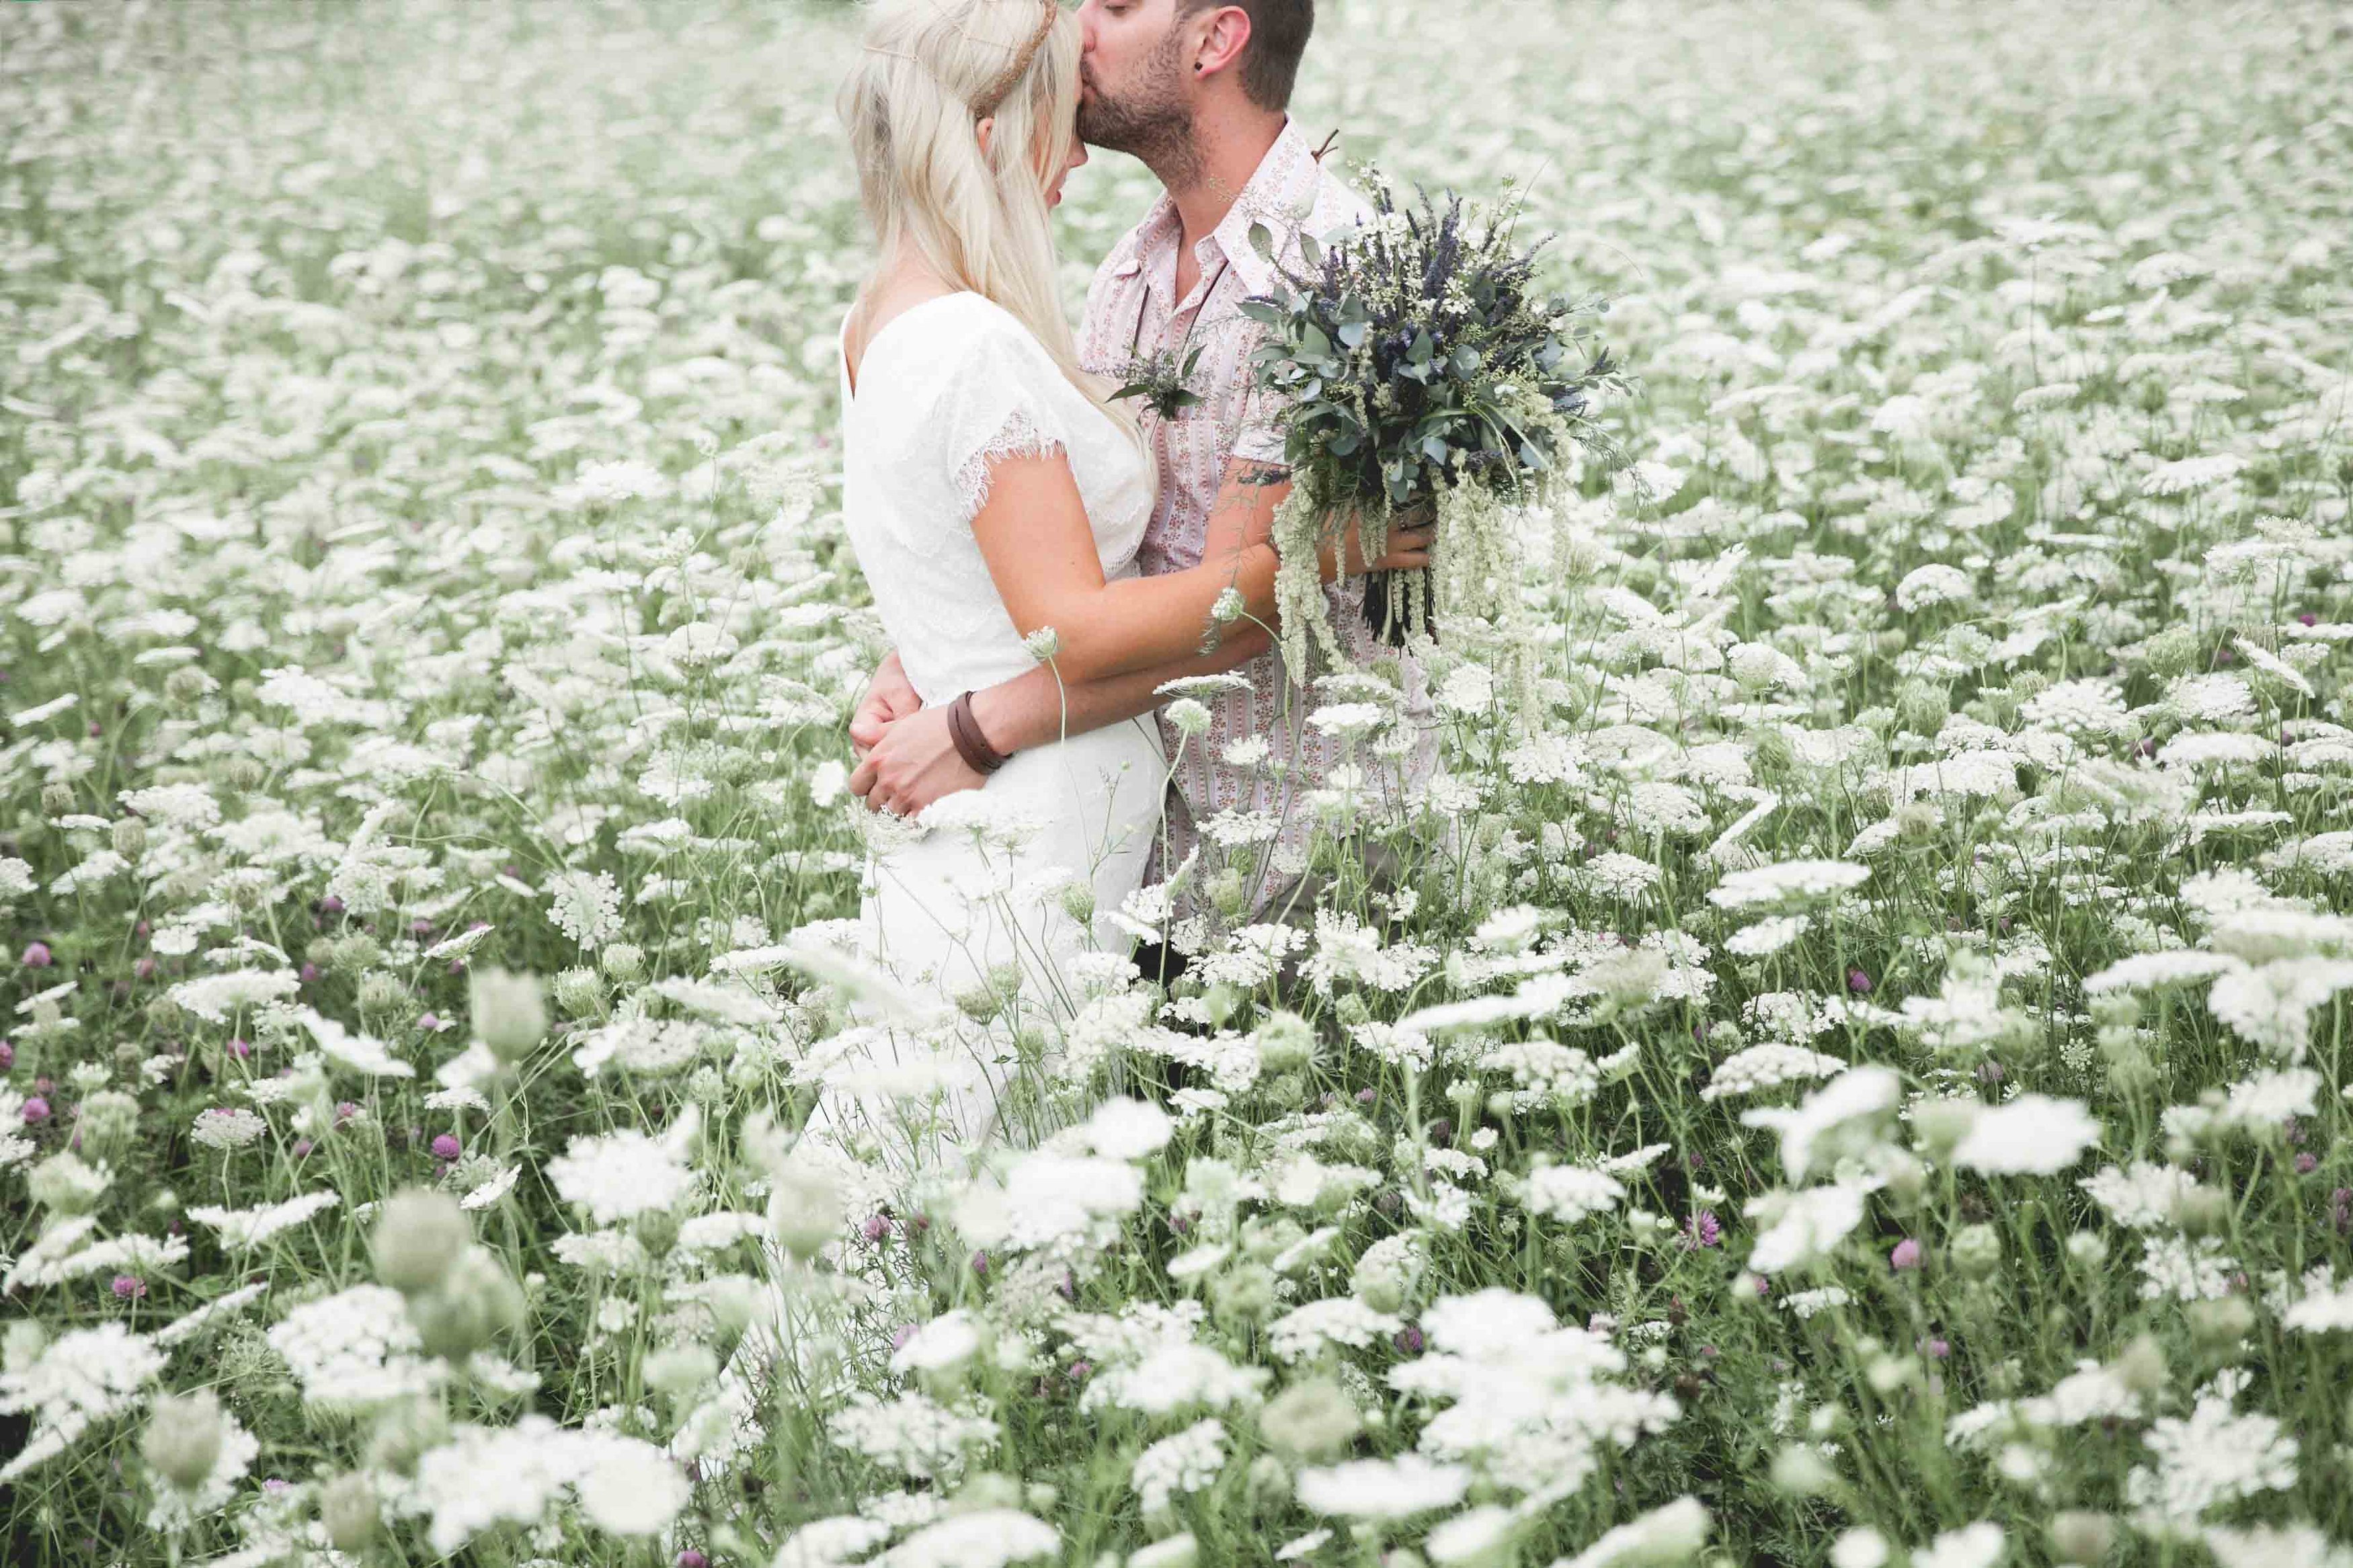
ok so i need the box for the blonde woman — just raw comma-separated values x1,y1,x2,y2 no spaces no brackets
829,0,1425,1056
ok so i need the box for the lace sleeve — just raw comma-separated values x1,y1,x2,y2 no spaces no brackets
939,317,1072,526
951,405,1066,522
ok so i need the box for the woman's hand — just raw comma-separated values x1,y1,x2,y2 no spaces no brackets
847,704,989,819
1314,505,1436,584
850,649,922,763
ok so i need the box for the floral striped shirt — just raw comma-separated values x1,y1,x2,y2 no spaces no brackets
1077,118,1441,944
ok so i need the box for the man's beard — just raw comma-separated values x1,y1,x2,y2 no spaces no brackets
1076,28,1202,188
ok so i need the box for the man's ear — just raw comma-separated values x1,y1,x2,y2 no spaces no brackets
1192,4,1252,83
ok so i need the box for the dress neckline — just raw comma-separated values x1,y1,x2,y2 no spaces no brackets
839,289,982,401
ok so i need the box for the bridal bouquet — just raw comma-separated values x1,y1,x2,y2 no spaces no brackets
1242,172,1630,675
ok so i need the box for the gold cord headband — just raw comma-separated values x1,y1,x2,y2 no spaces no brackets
970,0,1060,120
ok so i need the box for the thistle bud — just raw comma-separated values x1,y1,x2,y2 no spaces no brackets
1769,1443,1837,1497
1750,725,1796,777
2139,624,2200,678
643,1343,719,1401
372,1188,469,1296
2065,1230,2108,1267
770,1164,844,1261
1912,1098,1981,1162
634,1206,681,1260
321,1471,381,1552
553,966,604,1016
600,942,645,983
1258,1376,1360,1461
356,971,409,1017
1895,680,1948,735
141,1389,223,1492
469,966,547,1064
1133,1534,1199,1568
1949,1223,2001,1279
2048,1512,2113,1566
1252,1012,1316,1075
1245,1452,1292,1513
2172,1186,2231,1237
2188,1295,2256,1349
364,1396,450,1477
112,817,148,858
3,1321,47,1373
1209,871,1249,921
1209,1262,1277,1327
1058,883,1096,927
409,1247,525,1361
2111,1333,2167,1398
1166,698,1213,737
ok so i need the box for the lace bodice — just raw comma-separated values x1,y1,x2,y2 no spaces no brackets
838,292,1154,708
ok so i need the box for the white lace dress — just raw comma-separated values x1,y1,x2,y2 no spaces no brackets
826,290,1168,1145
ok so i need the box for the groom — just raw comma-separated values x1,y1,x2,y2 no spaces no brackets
848,0,1439,979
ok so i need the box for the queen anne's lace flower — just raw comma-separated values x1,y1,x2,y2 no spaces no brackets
0,1324,164,1481
1295,1454,1471,1520
1702,1043,1848,1101
186,1190,340,1249
267,1285,435,1408
546,1128,695,1223
1519,1163,1628,1224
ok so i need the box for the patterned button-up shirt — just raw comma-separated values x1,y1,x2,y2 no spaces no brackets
1078,118,1441,944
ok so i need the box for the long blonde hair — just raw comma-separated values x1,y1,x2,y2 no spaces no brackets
840,0,1149,466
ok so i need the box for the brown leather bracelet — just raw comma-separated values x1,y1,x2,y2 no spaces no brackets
947,690,1010,776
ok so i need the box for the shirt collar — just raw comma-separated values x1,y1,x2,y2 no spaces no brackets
1112,192,1179,280
1111,116,1322,298
1208,117,1321,297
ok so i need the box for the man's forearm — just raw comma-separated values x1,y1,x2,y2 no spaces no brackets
967,626,1271,753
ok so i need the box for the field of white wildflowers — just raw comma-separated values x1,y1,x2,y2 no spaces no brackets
4,1,2352,1564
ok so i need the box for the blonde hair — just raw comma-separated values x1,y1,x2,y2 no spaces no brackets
840,0,1150,471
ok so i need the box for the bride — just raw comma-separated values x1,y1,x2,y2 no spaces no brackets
820,0,1425,1159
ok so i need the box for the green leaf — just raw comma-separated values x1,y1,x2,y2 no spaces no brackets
1249,221,1276,261
1299,230,1324,270
1238,298,1287,327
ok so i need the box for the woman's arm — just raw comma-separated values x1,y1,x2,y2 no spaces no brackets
844,618,1271,819
846,455,1326,817
967,447,1426,687
969,453,1295,751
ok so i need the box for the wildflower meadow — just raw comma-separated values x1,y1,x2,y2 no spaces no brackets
5,1,2353,1565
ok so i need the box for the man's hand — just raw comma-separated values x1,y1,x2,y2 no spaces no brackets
1315,505,1435,584
850,649,922,762
847,704,989,820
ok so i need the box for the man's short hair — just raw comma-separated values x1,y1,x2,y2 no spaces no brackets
1186,0,1314,112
